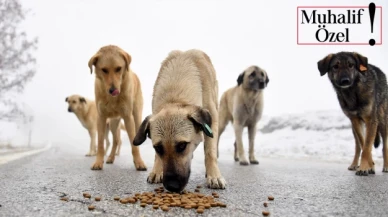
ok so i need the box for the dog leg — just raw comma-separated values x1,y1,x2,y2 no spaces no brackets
233,141,238,161
148,154,163,183
106,119,120,164
382,126,388,172
248,124,259,164
204,109,226,189
116,136,122,156
104,123,110,156
86,129,97,156
356,120,377,176
123,114,147,171
348,122,363,170
91,116,107,170
233,122,248,165
217,101,229,159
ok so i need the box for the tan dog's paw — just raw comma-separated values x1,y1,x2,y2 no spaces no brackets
134,160,147,171
356,162,374,176
106,156,115,164
147,172,163,184
91,161,104,170
85,152,96,157
348,164,359,171
206,175,226,189
249,156,259,165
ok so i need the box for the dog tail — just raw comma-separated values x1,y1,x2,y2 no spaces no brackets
374,132,381,148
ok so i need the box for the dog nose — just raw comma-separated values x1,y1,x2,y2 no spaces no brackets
340,77,351,86
163,174,184,193
68,108,72,112
109,87,116,94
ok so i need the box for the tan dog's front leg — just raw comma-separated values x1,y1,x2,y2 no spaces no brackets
91,116,107,170
123,114,147,171
106,119,120,164
356,120,377,176
248,124,259,164
205,111,226,189
233,122,248,165
148,154,163,183
104,123,111,156
86,129,97,156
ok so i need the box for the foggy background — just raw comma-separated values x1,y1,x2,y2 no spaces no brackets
1,0,387,153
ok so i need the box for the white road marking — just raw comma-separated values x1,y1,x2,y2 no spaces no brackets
0,143,52,166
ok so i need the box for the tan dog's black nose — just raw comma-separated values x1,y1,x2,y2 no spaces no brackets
163,173,186,193
109,86,116,94
68,107,72,112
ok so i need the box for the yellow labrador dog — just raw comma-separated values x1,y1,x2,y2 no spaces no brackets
133,49,226,192
218,65,269,165
65,94,126,156
88,45,147,171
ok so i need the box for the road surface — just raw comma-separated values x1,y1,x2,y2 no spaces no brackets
0,142,387,217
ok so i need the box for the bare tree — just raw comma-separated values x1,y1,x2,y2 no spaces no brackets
0,0,38,122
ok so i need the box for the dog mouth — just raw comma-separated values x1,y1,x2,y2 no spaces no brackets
109,87,120,97
336,77,353,89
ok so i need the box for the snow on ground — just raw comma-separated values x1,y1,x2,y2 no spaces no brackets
218,109,385,165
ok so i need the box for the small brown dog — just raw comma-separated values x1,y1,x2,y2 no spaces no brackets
217,66,269,165
65,94,126,156
318,51,388,175
88,45,146,171
133,49,226,192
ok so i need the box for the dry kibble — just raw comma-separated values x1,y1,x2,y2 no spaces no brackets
120,199,128,204
262,211,270,216
268,196,274,201
60,197,68,202
114,196,120,201
184,205,192,209
153,205,159,209
95,197,101,201
204,204,211,209
195,189,200,192
83,193,91,198
263,202,268,207
162,206,169,212
140,203,147,207
196,185,202,188
197,208,204,214
128,198,136,204
88,205,95,211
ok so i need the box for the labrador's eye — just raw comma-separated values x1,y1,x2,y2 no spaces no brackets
176,142,188,153
154,145,164,155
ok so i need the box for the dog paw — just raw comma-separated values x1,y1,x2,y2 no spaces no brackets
147,172,163,184
348,165,359,171
206,175,226,189
91,161,104,170
134,160,147,171
106,156,115,164
239,160,249,166
383,167,388,172
355,170,369,176
234,157,239,162
250,159,259,164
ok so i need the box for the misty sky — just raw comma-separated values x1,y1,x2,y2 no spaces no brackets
2,0,387,146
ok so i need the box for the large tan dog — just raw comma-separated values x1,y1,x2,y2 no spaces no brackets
133,49,226,192
217,65,269,165
65,94,126,156
88,45,147,171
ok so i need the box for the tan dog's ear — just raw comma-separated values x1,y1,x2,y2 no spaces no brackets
88,53,100,74
265,73,269,86
65,97,68,102
237,71,245,86
188,107,213,138
133,115,152,146
79,97,86,104
352,52,368,71
317,53,334,76
119,50,132,71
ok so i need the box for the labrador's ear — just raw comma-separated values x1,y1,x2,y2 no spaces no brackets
317,53,334,76
133,115,152,146
237,71,245,86
88,53,100,74
188,107,213,138
118,49,132,71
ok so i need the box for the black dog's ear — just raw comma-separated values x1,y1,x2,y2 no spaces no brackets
237,71,245,86
317,53,334,76
133,115,152,146
188,107,213,138
79,97,86,103
352,52,368,70
65,97,68,102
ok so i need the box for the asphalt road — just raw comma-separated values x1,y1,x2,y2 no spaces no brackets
0,142,387,217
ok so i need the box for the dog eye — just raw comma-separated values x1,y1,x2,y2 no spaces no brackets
333,65,339,70
102,68,108,74
153,145,164,155
72,100,76,103
115,67,121,72
348,63,354,68
176,142,188,153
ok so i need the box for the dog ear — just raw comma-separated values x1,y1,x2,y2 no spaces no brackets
88,53,100,74
317,54,334,76
188,107,213,138
119,50,132,72
265,74,269,86
237,71,245,86
352,52,368,71
65,97,68,102
79,97,86,103
133,115,152,146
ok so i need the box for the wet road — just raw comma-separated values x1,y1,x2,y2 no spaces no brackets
0,142,387,217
